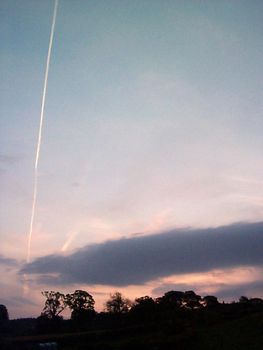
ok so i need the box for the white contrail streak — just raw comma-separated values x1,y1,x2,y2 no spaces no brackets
26,0,59,264
61,231,79,252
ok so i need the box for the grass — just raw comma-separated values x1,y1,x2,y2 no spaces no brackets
3,309,263,350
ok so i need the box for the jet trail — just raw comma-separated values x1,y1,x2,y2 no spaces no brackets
26,0,59,263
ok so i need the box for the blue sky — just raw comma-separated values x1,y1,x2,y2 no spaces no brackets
1,0,263,318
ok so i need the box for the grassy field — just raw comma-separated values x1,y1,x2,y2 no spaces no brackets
3,310,263,350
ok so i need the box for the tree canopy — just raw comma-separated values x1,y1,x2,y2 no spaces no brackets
41,291,66,320
105,292,132,314
65,290,95,322
0,304,9,321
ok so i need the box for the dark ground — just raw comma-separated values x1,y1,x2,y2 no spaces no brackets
1,304,263,350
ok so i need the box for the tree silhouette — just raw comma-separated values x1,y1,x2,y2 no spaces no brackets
0,304,9,322
157,290,184,309
130,296,156,322
239,296,249,303
182,290,202,309
65,290,95,323
133,296,156,309
105,292,132,314
203,295,219,307
41,291,66,320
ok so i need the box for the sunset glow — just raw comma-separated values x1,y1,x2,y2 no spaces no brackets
1,0,263,319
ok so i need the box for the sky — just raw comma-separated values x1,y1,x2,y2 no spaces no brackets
0,0,263,319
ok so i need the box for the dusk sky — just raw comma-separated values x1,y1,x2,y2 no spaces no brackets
1,0,263,319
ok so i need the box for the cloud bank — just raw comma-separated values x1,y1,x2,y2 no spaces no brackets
21,222,263,286
151,278,263,300
0,255,18,267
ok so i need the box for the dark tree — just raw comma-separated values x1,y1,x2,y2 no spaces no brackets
157,291,185,308
0,304,9,321
133,296,156,309
130,296,156,322
41,291,66,320
182,290,202,309
239,296,249,303
105,292,132,314
203,295,219,307
249,297,263,305
66,290,95,323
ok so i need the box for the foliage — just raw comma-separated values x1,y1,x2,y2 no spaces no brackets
203,295,219,307
3,289,263,350
239,295,249,303
65,290,95,323
156,290,184,308
157,290,203,310
182,290,202,309
105,292,132,314
41,291,66,320
130,296,157,322
0,304,9,321
133,296,156,309
65,290,95,313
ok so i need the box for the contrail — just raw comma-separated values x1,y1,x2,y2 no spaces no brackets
61,231,79,252
26,0,59,264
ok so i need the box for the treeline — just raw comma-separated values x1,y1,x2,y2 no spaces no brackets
1,290,263,336
2,290,263,350
38,289,263,320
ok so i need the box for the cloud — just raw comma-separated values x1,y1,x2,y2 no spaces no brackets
152,283,197,297
215,280,263,300
21,222,263,287
151,279,263,301
0,153,21,165
0,255,18,267
0,296,37,308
